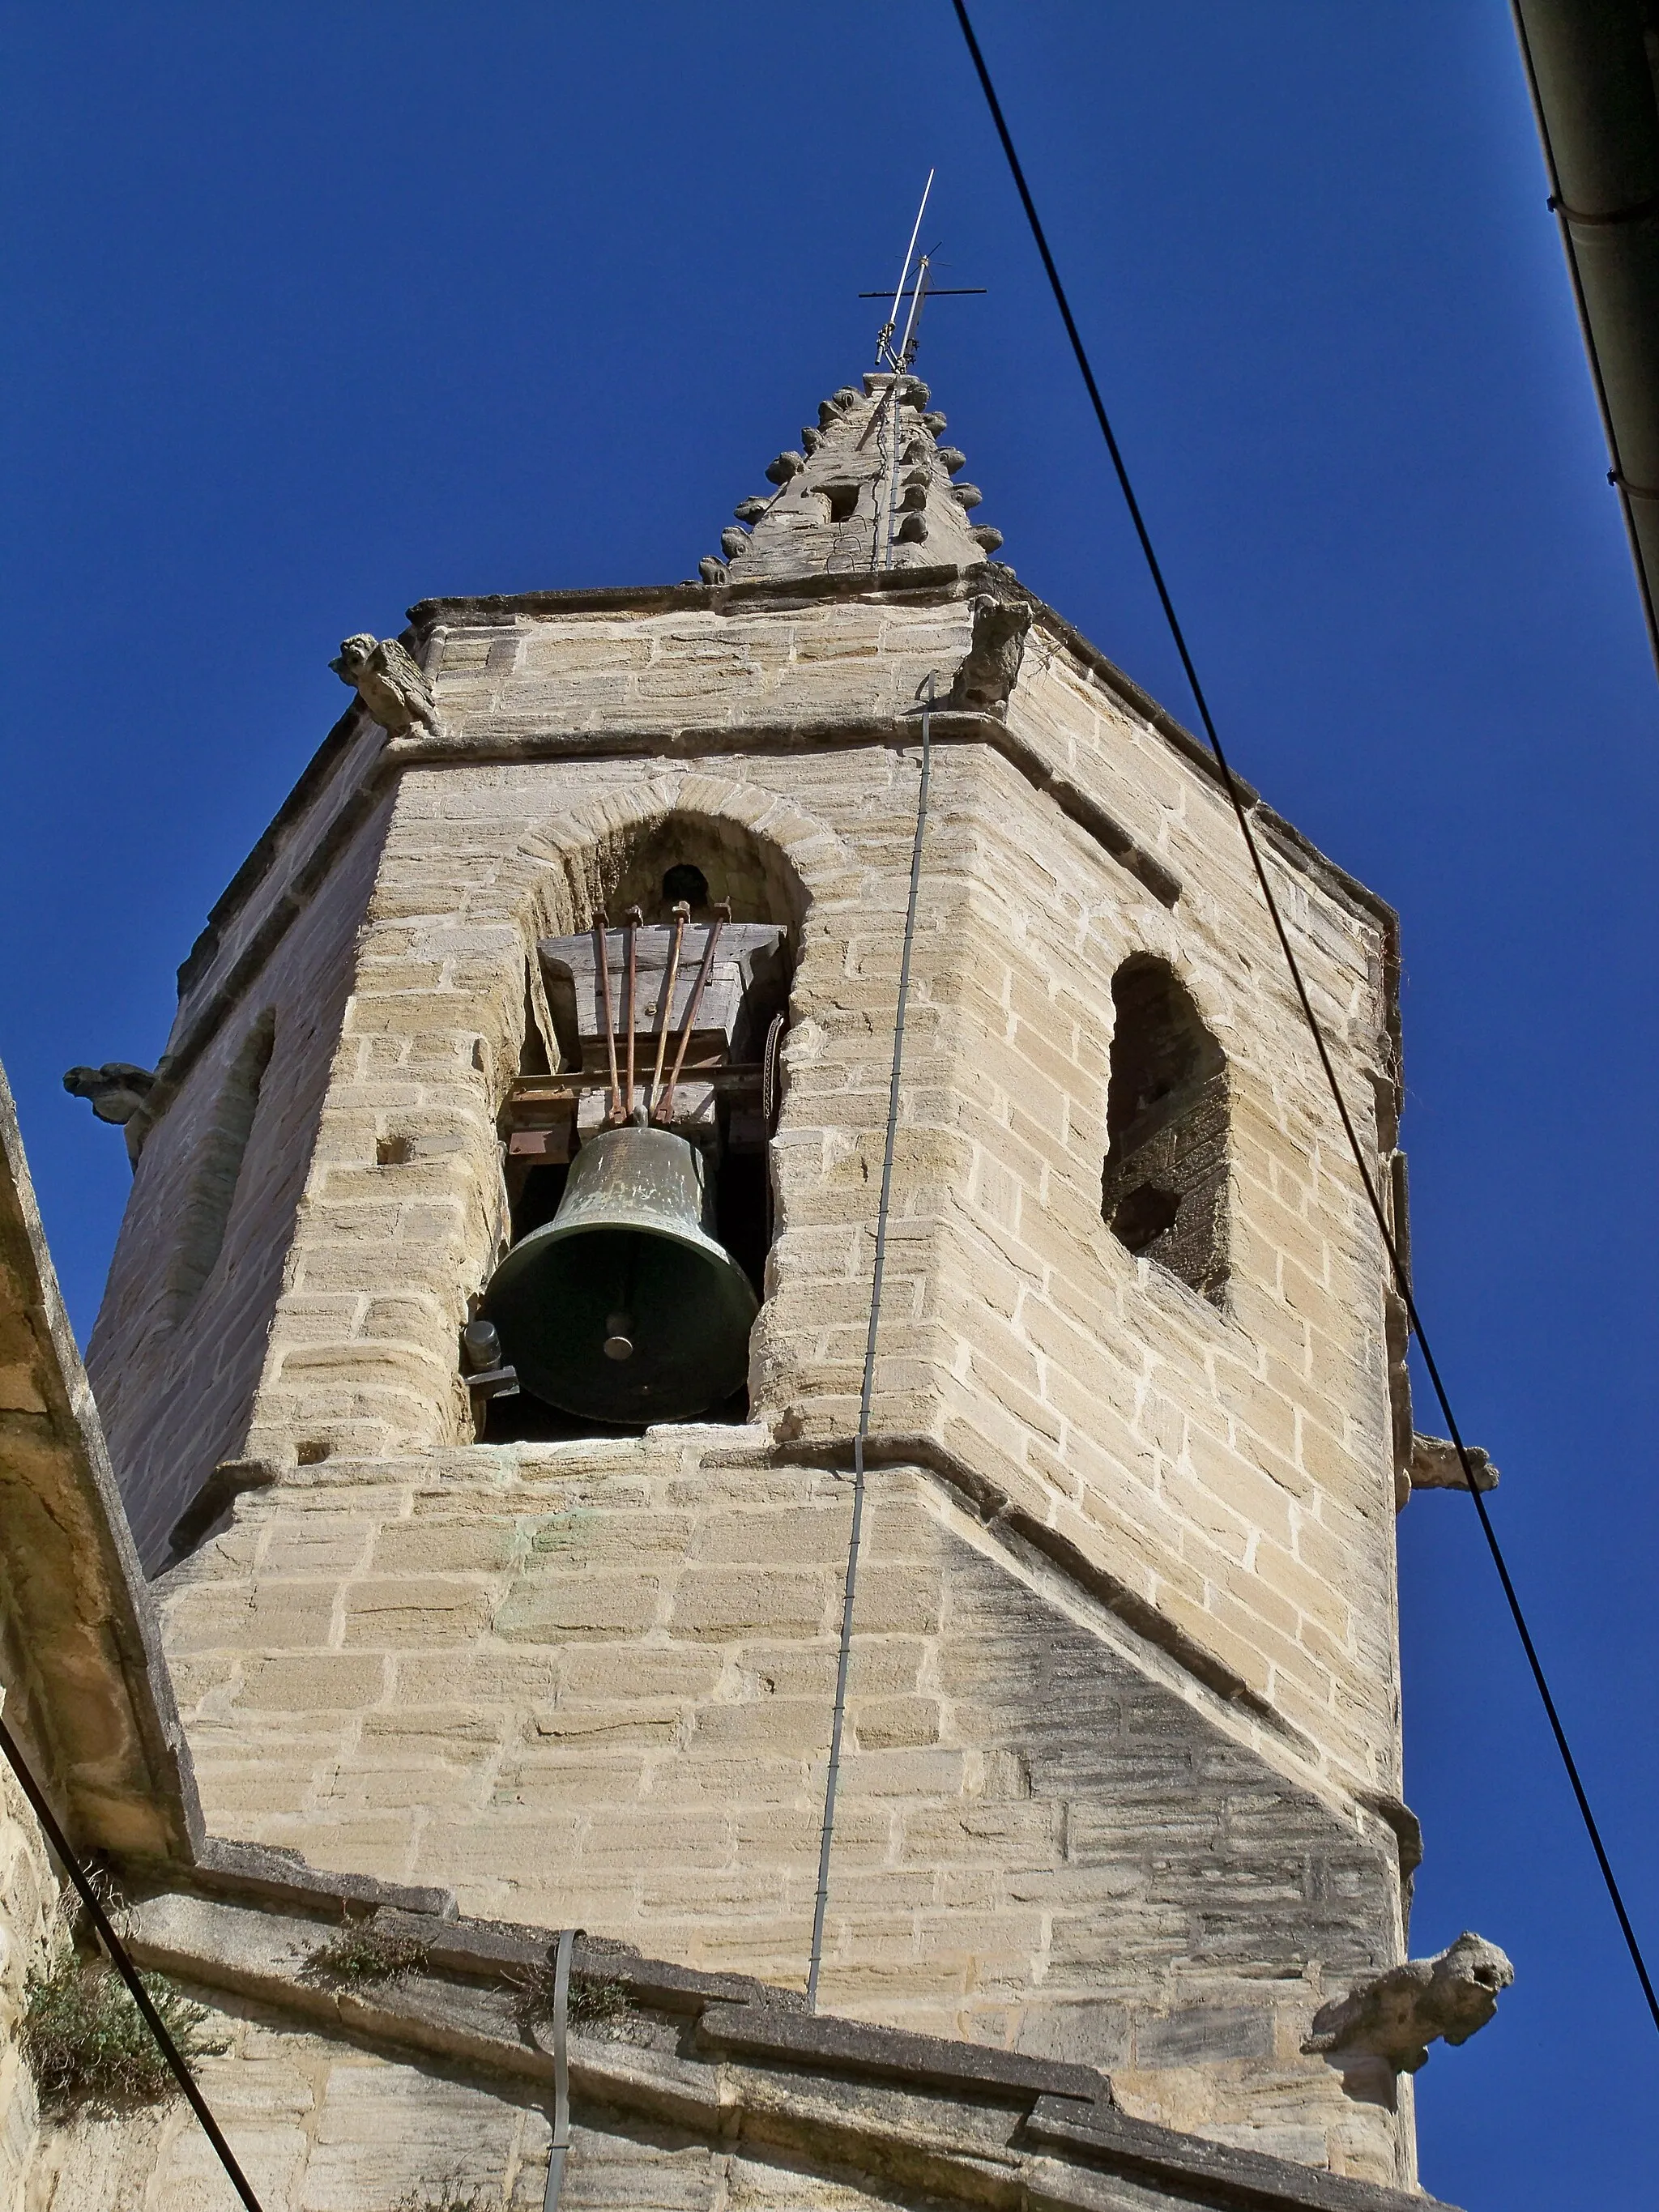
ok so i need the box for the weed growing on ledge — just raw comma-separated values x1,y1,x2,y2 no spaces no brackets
509,1960,631,2037
21,1951,227,2117
302,1917,430,1988
391,2183,501,2212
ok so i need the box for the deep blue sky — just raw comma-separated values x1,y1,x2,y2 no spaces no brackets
2,6,1654,2201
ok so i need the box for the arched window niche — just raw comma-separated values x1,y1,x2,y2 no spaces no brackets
1101,956,1229,1306
480,811,801,1443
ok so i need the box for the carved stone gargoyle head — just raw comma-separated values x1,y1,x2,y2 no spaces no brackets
63,1062,156,1127
1302,1931,1513,2104
329,633,377,684
328,632,439,739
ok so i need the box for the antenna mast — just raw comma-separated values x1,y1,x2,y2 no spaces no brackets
874,173,936,571
875,169,933,373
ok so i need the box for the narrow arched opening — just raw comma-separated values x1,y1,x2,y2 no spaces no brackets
1102,957,1228,1305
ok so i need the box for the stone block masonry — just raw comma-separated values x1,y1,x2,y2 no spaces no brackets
83,556,1415,2186
157,1434,1414,2182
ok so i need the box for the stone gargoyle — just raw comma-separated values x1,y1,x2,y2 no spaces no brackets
949,595,1033,715
62,1062,156,1126
329,633,439,738
1303,1932,1513,2079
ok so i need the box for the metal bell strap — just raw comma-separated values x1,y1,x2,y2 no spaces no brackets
542,1925,578,2212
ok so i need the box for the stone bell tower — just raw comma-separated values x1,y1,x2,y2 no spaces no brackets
81,366,1440,2190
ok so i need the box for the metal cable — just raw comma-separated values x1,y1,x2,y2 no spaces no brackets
951,0,1659,2035
806,673,936,2012
0,1710,266,2210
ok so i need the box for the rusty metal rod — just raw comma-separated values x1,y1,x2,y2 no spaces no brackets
623,906,642,1118
647,901,689,1114
657,902,729,1124
592,909,621,1124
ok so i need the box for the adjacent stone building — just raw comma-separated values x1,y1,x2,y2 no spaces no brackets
10,363,1508,2208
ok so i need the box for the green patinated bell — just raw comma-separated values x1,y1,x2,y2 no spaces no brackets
483,1125,758,1425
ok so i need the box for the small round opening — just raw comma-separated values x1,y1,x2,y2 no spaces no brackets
662,863,710,909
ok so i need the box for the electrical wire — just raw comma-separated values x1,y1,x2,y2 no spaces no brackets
951,0,1659,2037
806,673,936,2012
0,1710,267,2210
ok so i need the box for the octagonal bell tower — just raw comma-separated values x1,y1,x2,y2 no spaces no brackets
82,364,1426,2189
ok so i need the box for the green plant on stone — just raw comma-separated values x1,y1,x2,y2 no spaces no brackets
390,2180,500,2212
302,1917,430,1988
21,1949,228,2118
509,1960,630,2036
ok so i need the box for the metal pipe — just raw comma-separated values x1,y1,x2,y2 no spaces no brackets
623,906,642,1119
592,910,621,1125
879,259,932,573
647,901,690,1115
540,1925,575,2212
657,902,729,1125
879,168,934,370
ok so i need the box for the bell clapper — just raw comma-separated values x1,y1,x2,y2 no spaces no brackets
603,1312,635,1362
458,1312,520,1403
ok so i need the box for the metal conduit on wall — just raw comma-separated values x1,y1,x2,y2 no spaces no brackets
1513,0,1659,674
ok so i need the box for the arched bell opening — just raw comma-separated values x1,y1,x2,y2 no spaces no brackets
1101,955,1230,1307
475,812,799,1443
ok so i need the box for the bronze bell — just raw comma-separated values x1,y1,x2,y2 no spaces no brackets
481,1125,758,1425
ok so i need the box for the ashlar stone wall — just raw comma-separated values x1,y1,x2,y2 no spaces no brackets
87,802,394,1568
157,1434,1411,2182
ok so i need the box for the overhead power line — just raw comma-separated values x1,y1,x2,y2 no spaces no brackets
950,0,1659,2038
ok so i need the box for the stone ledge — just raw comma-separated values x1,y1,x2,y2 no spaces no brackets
695,1997,1104,2106
1025,2095,1442,2212
186,1832,457,1920
119,1879,1459,2212
0,1063,203,1863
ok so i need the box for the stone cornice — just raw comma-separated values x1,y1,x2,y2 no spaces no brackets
121,1876,1458,2212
